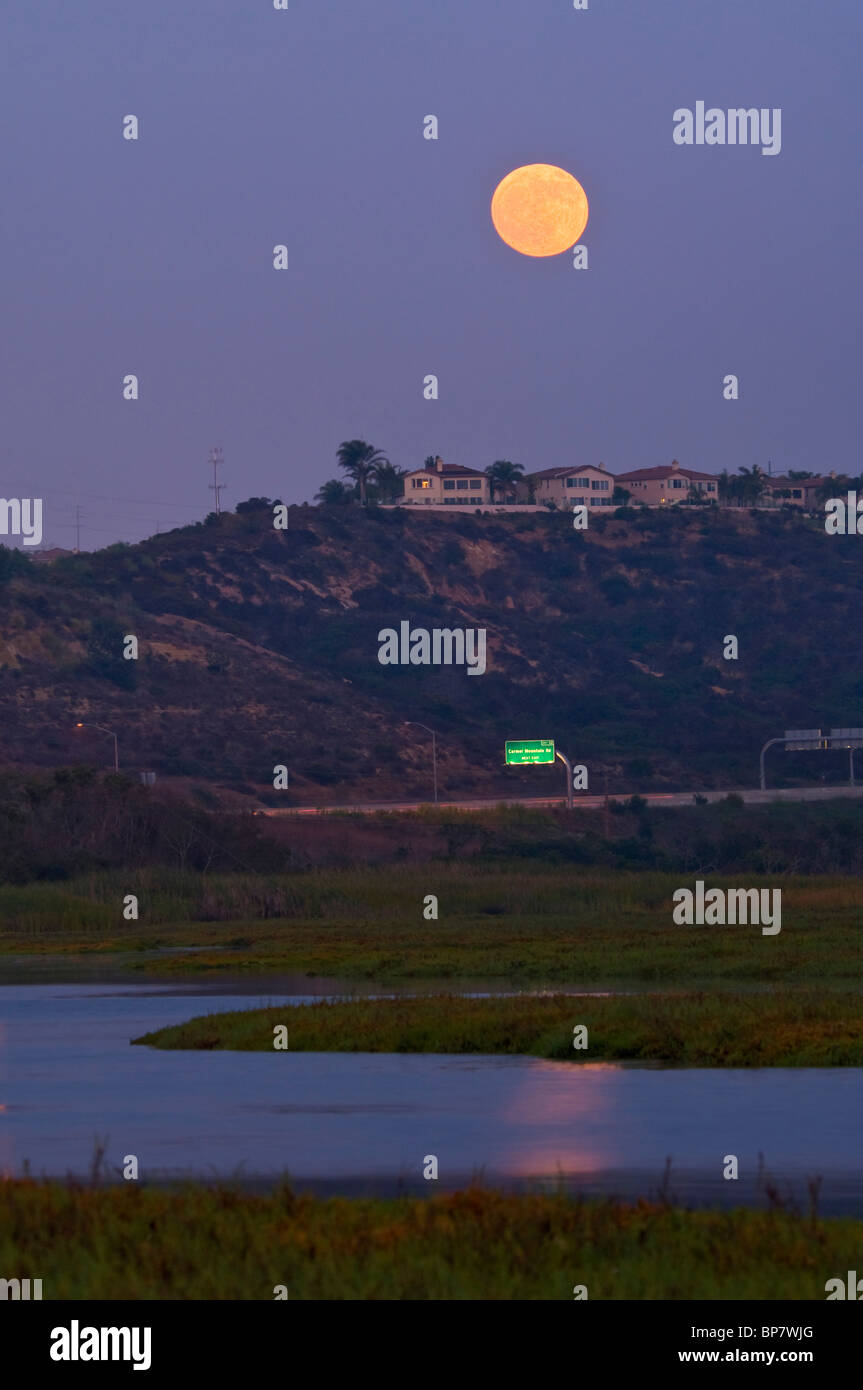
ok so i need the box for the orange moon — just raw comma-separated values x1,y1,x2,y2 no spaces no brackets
491,163,589,257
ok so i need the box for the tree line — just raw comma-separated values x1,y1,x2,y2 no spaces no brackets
315,446,863,511
315,441,530,505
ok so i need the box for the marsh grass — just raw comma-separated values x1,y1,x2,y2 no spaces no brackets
0,1178,856,1299
133,990,863,1066
2,869,861,985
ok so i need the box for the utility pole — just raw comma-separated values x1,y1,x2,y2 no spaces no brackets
209,447,225,515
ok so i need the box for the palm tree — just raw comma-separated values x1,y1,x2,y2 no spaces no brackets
717,470,736,507
485,459,524,503
737,464,767,507
815,474,848,506
371,461,406,503
315,478,354,505
336,440,389,505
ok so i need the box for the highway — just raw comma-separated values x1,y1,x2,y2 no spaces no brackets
254,784,863,816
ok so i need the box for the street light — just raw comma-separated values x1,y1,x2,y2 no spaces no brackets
75,721,119,772
759,730,825,791
554,748,574,810
404,721,438,804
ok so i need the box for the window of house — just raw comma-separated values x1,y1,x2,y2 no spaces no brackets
469,480,482,489
672,479,683,489
443,480,455,490
793,489,802,499
412,477,431,489
456,480,468,490
707,483,715,492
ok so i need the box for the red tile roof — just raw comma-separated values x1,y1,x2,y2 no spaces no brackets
30,547,75,563
765,475,829,490
617,465,716,483
528,465,608,480
404,463,486,478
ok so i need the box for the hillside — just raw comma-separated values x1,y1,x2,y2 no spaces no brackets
0,504,861,804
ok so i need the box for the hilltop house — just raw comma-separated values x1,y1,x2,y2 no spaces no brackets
401,457,491,505
392,455,816,513
763,474,834,509
616,461,717,505
526,462,615,508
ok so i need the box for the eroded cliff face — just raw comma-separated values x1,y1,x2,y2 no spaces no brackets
0,503,857,803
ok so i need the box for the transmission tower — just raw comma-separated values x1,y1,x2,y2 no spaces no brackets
209,447,226,515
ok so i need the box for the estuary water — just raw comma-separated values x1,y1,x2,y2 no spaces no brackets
1,981,861,1211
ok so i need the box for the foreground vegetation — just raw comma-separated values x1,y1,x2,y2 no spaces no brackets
0,1179,855,1299
134,990,863,1067
3,772,863,885
3,864,861,987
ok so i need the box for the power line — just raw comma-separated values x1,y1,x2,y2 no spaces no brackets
43,510,191,525
47,522,163,535
2,485,203,509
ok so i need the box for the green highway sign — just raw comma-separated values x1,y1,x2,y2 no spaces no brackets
505,739,555,765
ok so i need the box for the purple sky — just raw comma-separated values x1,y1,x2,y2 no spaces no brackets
1,0,860,548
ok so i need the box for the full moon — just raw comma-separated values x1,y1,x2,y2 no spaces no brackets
491,163,589,257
